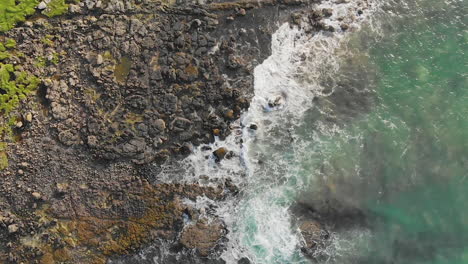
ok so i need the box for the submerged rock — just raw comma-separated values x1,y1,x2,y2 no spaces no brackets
299,220,329,255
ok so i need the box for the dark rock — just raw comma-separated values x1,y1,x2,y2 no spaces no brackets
249,124,258,130
238,257,251,264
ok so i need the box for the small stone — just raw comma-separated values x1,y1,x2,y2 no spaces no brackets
15,121,23,128
237,8,246,16
56,183,68,194
340,23,349,31
213,129,220,136
17,169,24,175
96,54,103,65
225,110,234,119
31,192,42,200
8,224,19,234
249,124,258,130
87,136,98,147
154,119,166,131
37,2,47,10
69,4,81,13
25,113,33,123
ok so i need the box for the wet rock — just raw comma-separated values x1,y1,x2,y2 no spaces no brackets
249,124,258,130
340,23,349,31
179,219,225,257
267,94,286,109
298,220,330,257
213,147,227,162
238,257,251,264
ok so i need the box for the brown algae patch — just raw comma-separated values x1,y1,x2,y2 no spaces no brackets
114,57,132,83
15,183,185,263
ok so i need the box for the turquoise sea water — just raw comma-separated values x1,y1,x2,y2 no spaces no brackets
233,0,467,263
353,0,467,262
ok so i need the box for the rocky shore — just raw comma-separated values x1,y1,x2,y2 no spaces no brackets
0,0,372,263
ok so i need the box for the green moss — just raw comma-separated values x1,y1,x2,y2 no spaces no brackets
0,64,40,114
42,0,69,18
0,0,40,32
0,39,17,61
0,51,10,60
5,38,16,49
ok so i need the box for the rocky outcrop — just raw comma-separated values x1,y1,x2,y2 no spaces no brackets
180,219,226,257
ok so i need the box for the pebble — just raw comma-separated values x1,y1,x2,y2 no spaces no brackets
32,192,42,200
238,8,246,16
8,224,18,234
96,54,103,65
25,113,33,123
37,2,47,10
249,124,258,130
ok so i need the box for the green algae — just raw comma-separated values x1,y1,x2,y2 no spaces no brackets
0,0,40,32
42,0,69,18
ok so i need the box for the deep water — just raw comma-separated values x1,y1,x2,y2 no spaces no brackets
298,0,468,263
345,0,468,262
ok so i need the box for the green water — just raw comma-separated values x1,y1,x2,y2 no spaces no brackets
303,0,468,263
